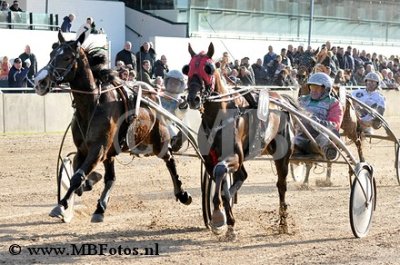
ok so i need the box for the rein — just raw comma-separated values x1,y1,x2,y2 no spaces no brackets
53,84,124,95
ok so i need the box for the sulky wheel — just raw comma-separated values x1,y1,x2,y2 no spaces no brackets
349,166,375,238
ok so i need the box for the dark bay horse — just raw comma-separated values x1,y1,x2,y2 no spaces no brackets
184,43,293,239
34,31,191,223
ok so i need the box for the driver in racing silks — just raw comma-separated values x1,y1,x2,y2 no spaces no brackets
293,72,344,160
159,70,189,152
351,71,386,134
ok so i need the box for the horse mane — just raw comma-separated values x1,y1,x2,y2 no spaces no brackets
213,69,229,94
82,41,118,84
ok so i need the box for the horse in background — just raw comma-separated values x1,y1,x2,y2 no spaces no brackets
34,31,192,223
184,42,293,239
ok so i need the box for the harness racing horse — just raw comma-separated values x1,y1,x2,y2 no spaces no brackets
184,43,293,239
34,31,192,223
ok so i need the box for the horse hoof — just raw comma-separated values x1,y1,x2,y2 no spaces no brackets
225,226,237,241
91,213,104,223
278,224,289,234
210,209,227,235
74,186,84,196
49,205,64,219
176,192,192,205
49,205,73,223
82,179,94,192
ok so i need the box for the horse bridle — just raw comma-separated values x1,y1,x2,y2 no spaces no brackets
47,42,80,83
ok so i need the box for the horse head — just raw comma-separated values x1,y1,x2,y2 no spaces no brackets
34,30,88,96
182,42,217,109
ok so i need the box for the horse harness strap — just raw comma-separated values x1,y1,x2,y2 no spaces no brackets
202,107,241,145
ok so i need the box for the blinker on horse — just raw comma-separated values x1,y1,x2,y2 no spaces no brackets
184,42,293,239
34,31,192,223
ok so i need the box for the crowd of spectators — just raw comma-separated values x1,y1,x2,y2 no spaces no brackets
214,41,400,91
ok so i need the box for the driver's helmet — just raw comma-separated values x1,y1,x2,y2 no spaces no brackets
364,71,380,84
307,72,333,94
164,70,186,95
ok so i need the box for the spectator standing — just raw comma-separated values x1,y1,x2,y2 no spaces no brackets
153,54,169,78
115,41,137,72
9,0,22,11
352,47,364,70
136,42,156,76
251,58,268,85
287,44,294,67
280,48,291,67
267,55,285,82
19,45,37,87
336,47,345,70
136,60,158,88
273,69,290,86
239,57,255,85
8,57,29,87
0,56,11,80
353,65,365,86
334,69,346,86
263,45,276,68
344,46,355,72
60,13,75,33
76,17,98,39
1,1,10,11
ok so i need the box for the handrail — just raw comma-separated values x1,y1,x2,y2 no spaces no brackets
0,11,59,31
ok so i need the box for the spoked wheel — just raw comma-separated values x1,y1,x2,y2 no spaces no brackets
349,167,376,238
202,169,234,229
56,152,76,223
395,142,400,185
290,162,309,183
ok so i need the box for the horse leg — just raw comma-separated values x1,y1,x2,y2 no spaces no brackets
355,126,365,162
326,162,332,185
91,157,116,222
50,148,103,220
224,165,248,240
210,161,228,235
303,163,313,186
275,155,290,234
163,151,192,205
75,171,102,196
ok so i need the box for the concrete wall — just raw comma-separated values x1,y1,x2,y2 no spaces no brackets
0,90,399,134
1,93,73,133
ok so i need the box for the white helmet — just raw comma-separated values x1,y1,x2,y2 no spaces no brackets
307,72,332,93
164,70,186,95
364,72,380,83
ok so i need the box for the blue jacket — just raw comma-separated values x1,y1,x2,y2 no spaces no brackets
8,66,29,87
60,16,72,32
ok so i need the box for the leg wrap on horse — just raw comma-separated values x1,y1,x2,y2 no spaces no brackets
94,180,115,214
213,161,228,179
60,169,85,208
70,169,86,188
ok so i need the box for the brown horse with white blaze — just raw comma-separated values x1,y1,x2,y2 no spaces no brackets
34,31,192,223
184,42,293,239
